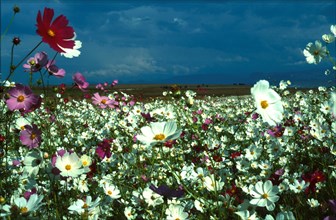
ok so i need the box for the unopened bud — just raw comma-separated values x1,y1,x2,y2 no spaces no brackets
12,37,21,45
13,5,20,14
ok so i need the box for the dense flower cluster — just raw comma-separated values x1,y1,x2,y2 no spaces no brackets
1,6,336,219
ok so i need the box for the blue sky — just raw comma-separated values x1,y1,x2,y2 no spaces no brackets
1,0,335,86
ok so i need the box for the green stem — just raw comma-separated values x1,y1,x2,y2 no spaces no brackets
0,14,15,42
1,41,43,87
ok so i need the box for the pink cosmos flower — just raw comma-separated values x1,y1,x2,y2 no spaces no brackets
5,84,40,111
72,72,89,91
23,52,48,72
92,92,114,109
20,124,42,149
46,60,65,78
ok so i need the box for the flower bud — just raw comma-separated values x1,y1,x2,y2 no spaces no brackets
13,5,20,14
12,37,21,45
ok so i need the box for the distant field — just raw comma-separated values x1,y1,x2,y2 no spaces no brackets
32,84,315,100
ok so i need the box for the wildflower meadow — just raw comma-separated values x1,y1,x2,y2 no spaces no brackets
1,6,336,220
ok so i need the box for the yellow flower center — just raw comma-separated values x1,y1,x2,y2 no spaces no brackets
107,190,113,196
153,133,166,141
313,50,319,55
65,164,71,171
30,133,36,140
262,193,268,199
29,60,36,65
82,161,88,166
101,99,107,104
47,29,55,37
17,95,25,102
260,100,269,109
82,203,88,209
20,206,28,214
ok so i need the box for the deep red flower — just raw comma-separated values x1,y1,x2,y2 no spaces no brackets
36,7,75,53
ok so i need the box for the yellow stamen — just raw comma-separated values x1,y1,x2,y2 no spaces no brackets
101,99,107,104
153,133,166,141
30,133,36,140
65,164,71,171
20,206,28,214
47,29,55,37
17,95,25,102
260,100,269,109
107,190,112,196
262,193,268,199
82,161,88,166
82,203,88,209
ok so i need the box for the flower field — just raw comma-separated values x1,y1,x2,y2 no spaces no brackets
1,6,336,220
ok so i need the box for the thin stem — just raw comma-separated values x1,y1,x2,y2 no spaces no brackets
0,14,15,42
1,41,43,87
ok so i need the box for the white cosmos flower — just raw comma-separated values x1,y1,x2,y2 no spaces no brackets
251,80,283,126
331,24,336,36
250,180,279,211
165,204,189,220
136,121,182,147
103,184,121,200
60,33,82,58
322,34,335,43
55,152,89,178
1,194,44,217
303,40,327,64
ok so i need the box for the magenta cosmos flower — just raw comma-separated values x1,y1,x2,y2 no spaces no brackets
46,60,65,78
36,7,75,53
23,52,48,72
72,72,89,91
92,92,114,109
5,84,40,111
20,124,42,149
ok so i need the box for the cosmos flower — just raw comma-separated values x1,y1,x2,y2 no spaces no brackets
250,180,279,211
303,40,327,64
5,84,40,111
251,80,283,126
46,60,65,78
149,184,184,199
20,124,42,149
59,36,82,58
72,72,89,91
165,204,189,220
136,121,182,147
55,152,88,178
1,194,44,217
23,52,48,72
92,93,114,109
36,7,76,53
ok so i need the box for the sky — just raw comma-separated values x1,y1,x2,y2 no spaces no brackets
1,0,336,87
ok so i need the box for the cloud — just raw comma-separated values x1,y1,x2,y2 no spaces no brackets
216,56,250,63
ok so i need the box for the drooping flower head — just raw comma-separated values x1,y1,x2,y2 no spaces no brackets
5,84,40,112
251,80,283,126
149,184,184,199
23,52,48,72
36,7,76,53
46,60,65,78
72,72,89,91
20,124,42,149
